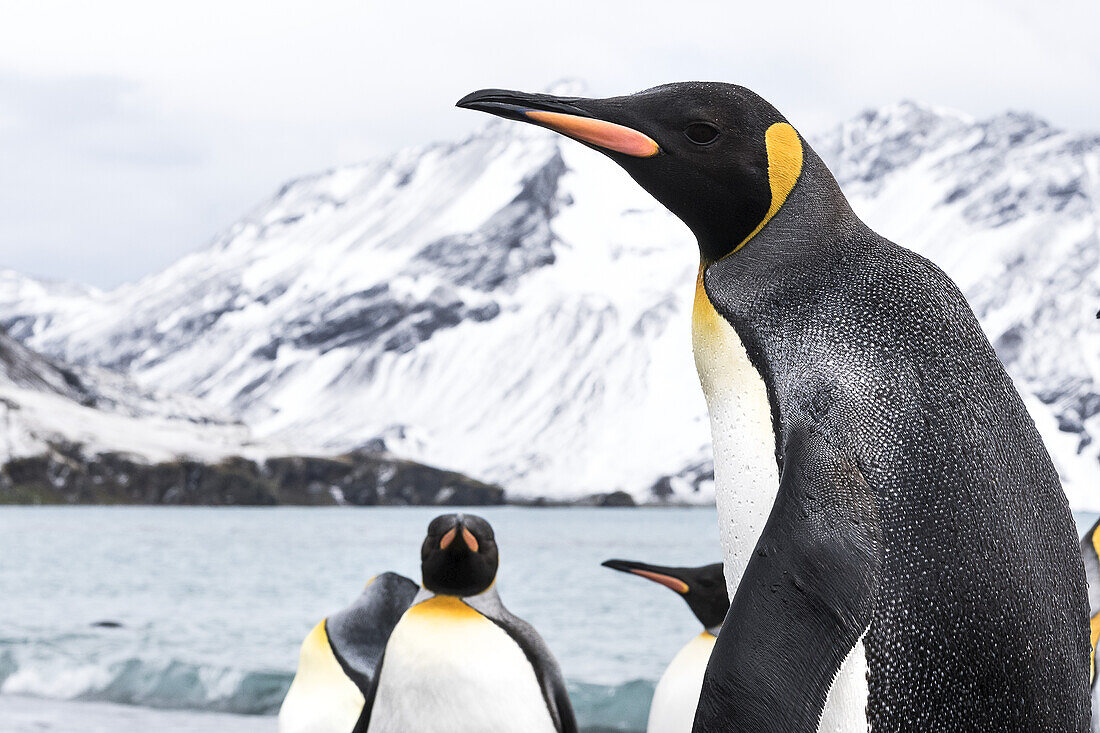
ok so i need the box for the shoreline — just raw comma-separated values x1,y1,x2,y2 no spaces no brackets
0,695,273,733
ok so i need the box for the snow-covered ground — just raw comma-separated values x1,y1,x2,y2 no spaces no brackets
0,99,1096,507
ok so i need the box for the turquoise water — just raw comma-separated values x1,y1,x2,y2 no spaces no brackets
0,506,725,731
0,507,1096,732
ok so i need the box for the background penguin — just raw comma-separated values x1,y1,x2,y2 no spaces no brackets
459,84,1091,732
279,571,419,732
602,559,727,733
279,513,577,733
1082,517,1100,732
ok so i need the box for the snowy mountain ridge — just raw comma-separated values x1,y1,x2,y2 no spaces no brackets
1,98,1097,508
0,326,256,466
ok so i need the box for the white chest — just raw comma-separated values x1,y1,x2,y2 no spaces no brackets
691,274,780,594
647,632,716,733
692,277,868,732
367,596,557,733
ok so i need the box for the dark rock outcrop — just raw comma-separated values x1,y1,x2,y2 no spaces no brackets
0,444,505,506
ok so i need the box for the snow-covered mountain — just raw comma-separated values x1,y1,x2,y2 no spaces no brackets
0,325,254,465
1,98,1097,508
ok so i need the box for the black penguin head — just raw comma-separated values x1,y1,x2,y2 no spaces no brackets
602,559,729,630
421,513,499,596
457,82,803,263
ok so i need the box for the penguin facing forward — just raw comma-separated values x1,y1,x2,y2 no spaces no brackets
602,560,728,733
1082,516,1100,732
280,513,577,733
459,84,1091,731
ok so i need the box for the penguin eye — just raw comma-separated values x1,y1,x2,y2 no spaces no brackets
684,122,720,146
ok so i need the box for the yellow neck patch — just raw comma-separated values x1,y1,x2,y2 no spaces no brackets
406,595,483,624
1089,612,1100,684
692,266,721,336
727,121,803,257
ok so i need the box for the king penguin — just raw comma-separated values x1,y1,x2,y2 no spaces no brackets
458,83,1091,732
602,559,728,733
1082,516,1100,732
279,513,577,733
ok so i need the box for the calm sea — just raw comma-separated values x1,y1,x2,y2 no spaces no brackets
0,506,1096,732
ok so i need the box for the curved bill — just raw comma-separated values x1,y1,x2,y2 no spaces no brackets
602,558,690,594
457,88,660,158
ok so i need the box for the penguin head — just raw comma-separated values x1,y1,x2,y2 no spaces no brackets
421,513,499,596
457,82,803,263
602,559,729,630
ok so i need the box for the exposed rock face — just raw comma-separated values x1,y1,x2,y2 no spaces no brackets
0,445,504,506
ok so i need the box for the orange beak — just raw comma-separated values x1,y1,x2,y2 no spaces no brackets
628,568,689,594
522,110,659,158
440,525,479,552
456,88,661,159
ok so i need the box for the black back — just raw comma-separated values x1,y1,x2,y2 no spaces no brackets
704,140,1091,730
323,572,419,729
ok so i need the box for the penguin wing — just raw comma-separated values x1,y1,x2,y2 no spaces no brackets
471,595,579,733
694,422,883,732
325,572,420,724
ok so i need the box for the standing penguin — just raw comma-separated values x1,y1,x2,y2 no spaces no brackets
459,84,1091,731
279,571,419,732
279,513,577,733
602,559,728,733
1082,516,1100,732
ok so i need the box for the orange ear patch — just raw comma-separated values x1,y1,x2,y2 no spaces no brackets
461,527,479,552
440,527,457,550
524,110,660,158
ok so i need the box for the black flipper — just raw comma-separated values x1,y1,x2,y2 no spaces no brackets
693,422,883,732
323,572,419,731
468,591,579,733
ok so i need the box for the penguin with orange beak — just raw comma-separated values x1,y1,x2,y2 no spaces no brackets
279,513,576,733
603,560,727,733
459,84,1091,732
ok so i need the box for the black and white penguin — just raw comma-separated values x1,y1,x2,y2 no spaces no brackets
279,513,577,733
459,84,1091,731
602,559,727,733
279,571,419,732
1082,516,1100,732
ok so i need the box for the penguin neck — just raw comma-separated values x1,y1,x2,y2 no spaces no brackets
694,142,861,412
696,144,856,274
413,582,501,608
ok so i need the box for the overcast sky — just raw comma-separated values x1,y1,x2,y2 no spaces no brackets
3,0,1098,288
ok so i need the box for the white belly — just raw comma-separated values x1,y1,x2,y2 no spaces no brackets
692,275,867,732
691,273,780,596
367,596,557,733
647,632,716,733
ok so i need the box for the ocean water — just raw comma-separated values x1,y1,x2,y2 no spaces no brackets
0,506,1096,733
